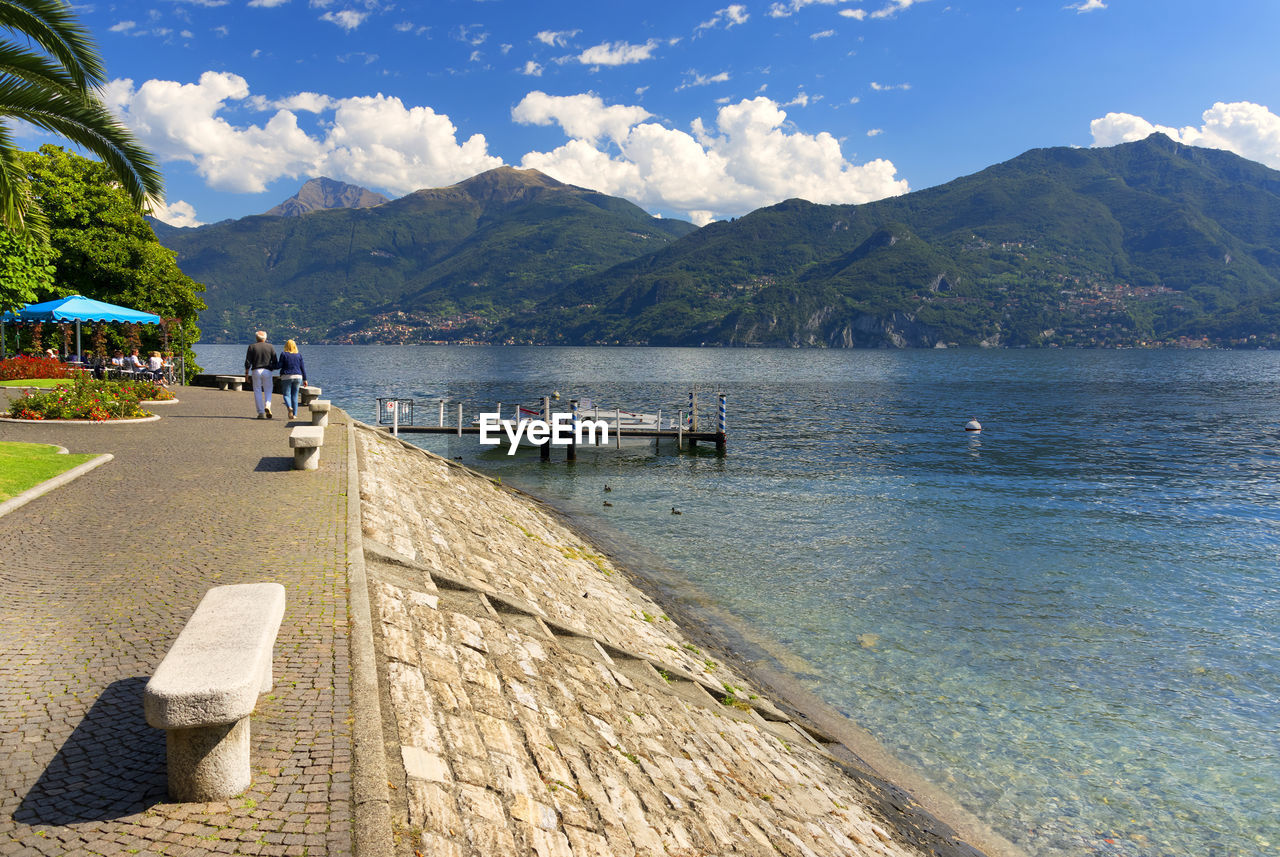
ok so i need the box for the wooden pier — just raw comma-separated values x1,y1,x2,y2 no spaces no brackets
374,393,727,459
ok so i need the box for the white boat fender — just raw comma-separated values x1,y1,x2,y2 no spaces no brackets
965,419,982,432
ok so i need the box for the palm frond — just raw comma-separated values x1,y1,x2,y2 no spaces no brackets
0,37,81,94
0,80,163,208
0,0,104,91
0,120,48,239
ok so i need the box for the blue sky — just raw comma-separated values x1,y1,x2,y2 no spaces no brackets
38,1,1280,227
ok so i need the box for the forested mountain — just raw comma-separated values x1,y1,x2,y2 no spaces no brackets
157,167,697,342
528,134,1280,348
158,135,1280,347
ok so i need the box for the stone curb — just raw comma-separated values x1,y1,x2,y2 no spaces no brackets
0,414,161,424
345,414,395,857
0,452,113,519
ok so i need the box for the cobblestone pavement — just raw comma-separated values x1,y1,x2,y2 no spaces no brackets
0,386,353,856
357,427,985,857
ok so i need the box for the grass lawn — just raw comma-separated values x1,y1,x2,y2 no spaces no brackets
0,378,71,388
0,442,97,502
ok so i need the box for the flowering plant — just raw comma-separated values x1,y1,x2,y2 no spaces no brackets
0,356,72,381
117,378,175,401
6,374,152,421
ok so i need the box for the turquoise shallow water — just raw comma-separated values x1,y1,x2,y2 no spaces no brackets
202,345,1280,857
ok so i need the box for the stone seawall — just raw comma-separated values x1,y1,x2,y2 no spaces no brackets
355,424,992,857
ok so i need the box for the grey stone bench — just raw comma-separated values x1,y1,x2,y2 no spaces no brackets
299,385,322,406
144,582,286,802
309,399,331,427
289,425,325,470
215,375,244,391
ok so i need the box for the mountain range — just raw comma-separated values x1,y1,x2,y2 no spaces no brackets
156,168,696,342
157,135,1280,348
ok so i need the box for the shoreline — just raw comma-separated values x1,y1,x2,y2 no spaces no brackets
462,454,1027,857
357,423,1024,857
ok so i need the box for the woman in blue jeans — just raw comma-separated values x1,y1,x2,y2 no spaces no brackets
277,340,307,419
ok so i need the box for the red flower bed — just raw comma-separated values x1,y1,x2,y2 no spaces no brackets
0,356,73,382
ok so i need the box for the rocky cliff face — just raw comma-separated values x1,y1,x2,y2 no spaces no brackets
264,177,389,217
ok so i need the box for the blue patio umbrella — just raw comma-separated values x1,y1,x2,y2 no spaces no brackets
1,295,161,359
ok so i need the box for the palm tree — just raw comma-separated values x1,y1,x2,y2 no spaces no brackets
0,0,162,237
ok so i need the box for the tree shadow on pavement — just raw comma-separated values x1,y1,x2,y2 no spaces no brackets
255,456,295,472
16,677,166,824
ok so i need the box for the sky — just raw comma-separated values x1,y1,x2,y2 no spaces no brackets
29,1,1280,228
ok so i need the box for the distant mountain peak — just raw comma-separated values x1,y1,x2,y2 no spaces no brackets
265,177,389,217
408,166,579,208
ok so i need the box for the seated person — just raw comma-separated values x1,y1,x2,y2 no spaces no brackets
83,350,106,379
146,351,167,384
128,349,145,371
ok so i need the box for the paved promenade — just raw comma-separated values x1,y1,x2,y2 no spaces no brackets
0,386,353,856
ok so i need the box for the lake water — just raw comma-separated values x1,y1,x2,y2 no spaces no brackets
200,344,1280,857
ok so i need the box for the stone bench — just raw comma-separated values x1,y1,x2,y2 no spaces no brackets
289,425,325,470
143,582,286,802
215,375,244,391
309,399,331,427
299,385,322,406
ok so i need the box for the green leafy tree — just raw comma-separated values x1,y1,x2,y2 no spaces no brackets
0,0,162,237
0,225,53,311
21,144,204,373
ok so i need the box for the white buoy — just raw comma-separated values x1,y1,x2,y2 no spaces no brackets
964,418,982,432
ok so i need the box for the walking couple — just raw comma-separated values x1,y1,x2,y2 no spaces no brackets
244,330,308,420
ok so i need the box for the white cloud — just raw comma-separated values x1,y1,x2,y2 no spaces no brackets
248,0,291,7
676,71,731,91
811,29,836,39
521,60,543,77
698,5,749,31
106,72,503,195
273,92,335,112
871,0,928,19
1066,0,1106,11
512,91,652,143
110,20,136,33
454,24,488,46
839,8,868,19
870,81,910,91
535,29,580,47
577,40,660,67
516,93,907,223
1090,101,1280,170
151,199,204,228
321,9,366,31
866,128,883,136
769,0,842,18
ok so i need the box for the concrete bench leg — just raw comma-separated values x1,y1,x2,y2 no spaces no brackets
167,718,251,802
293,446,321,470
216,378,230,391
229,379,244,391
309,400,331,427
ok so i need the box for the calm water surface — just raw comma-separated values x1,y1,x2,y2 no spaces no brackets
200,344,1280,857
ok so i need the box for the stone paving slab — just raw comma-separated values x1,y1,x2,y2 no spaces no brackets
355,426,987,857
0,386,353,856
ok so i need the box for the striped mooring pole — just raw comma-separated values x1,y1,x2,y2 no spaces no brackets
716,393,727,453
